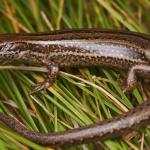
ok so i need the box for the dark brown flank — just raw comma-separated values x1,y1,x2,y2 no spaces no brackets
0,29,150,147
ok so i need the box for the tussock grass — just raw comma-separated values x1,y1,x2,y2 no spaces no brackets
0,0,149,149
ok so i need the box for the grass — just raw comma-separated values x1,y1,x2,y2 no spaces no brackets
0,0,149,149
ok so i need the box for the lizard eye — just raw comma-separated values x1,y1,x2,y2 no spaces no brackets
17,50,30,59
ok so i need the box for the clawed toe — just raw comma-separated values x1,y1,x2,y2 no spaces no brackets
29,81,51,95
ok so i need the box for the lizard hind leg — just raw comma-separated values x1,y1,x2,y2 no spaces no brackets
29,65,59,95
123,64,150,93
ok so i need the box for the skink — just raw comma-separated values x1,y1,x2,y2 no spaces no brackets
0,29,150,147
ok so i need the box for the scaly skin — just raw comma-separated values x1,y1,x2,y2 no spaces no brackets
0,99,150,147
0,29,150,147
